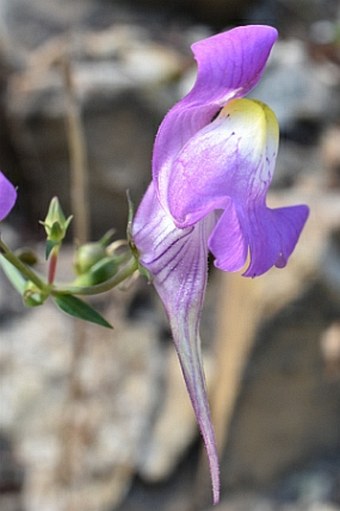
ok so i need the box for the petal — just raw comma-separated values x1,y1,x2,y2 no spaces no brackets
153,25,278,207
242,204,309,277
0,172,17,221
132,183,220,503
189,25,278,104
208,202,248,272
167,99,279,226
209,202,309,277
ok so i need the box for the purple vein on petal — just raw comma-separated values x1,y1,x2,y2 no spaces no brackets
149,229,194,270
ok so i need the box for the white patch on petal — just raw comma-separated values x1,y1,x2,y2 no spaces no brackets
167,98,280,225
217,98,279,192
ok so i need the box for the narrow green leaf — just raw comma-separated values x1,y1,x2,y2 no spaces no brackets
54,293,113,329
0,254,27,294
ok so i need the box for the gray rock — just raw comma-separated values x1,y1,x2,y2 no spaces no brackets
0,0,117,56
4,24,184,237
126,0,256,26
0,278,162,511
214,187,340,491
137,345,215,482
250,39,340,131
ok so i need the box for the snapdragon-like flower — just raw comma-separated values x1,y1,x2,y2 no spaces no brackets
132,25,309,504
0,171,17,221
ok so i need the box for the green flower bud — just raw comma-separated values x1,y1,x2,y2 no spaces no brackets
74,230,116,275
74,242,107,275
23,281,48,307
74,256,118,286
40,197,72,243
14,248,38,266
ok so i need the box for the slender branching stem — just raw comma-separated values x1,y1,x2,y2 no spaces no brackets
52,256,138,296
0,238,49,292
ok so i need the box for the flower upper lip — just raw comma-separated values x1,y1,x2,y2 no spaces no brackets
152,25,279,209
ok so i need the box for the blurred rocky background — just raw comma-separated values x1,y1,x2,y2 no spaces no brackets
0,0,340,511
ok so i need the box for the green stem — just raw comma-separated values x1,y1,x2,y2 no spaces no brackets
0,239,140,298
0,238,49,292
52,257,138,296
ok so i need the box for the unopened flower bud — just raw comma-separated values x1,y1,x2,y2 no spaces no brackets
41,197,72,243
74,256,118,286
23,281,48,307
15,248,38,266
74,242,107,275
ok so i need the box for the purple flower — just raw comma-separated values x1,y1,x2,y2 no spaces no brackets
0,172,17,221
132,25,308,503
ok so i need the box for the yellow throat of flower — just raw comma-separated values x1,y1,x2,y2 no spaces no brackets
218,97,279,144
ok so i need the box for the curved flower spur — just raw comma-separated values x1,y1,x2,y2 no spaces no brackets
132,25,309,504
